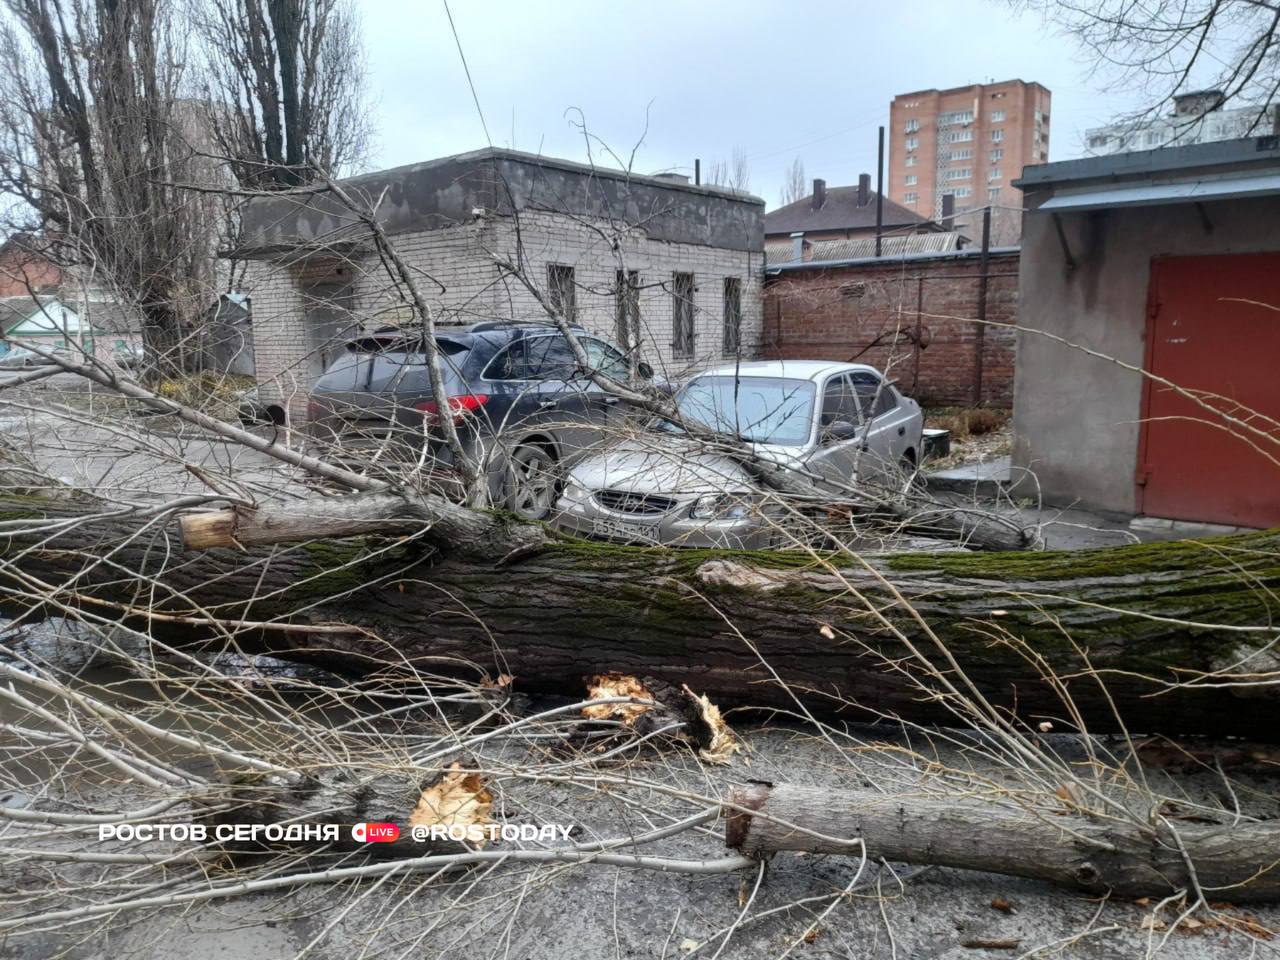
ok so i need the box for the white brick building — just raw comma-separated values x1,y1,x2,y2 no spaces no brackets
1085,91,1279,155
232,148,766,424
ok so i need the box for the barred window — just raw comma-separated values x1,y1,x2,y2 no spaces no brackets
672,272,695,358
547,264,576,322
722,277,742,355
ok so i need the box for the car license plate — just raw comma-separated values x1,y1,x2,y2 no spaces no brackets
591,518,657,543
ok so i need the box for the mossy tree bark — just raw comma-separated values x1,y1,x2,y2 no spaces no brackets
2,495,1278,738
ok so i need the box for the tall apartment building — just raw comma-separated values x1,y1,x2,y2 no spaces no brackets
888,80,1051,245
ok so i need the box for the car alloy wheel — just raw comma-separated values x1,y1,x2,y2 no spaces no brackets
507,444,557,520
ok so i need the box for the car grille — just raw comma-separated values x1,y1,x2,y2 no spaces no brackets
595,489,678,516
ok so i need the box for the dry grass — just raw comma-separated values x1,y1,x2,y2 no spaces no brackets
926,406,1010,442
155,372,256,406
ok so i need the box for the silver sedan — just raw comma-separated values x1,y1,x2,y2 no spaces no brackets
554,360,924,548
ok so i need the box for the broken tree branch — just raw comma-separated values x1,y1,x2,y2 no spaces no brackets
724,781,1280,903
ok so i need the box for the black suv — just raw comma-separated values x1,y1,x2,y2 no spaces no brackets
308,321,647,518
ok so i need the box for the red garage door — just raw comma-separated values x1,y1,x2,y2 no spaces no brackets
1138,254,1280,528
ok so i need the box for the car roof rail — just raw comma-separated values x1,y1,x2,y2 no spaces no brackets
467,319,585,333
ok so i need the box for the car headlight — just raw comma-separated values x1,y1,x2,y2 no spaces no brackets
689,493,759,521
561,480,589,501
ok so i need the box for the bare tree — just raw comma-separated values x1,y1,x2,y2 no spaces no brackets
2,207,1280,953
0,0,225,367
1027,0,1280,129
707,144,751,192
0,0,1278,944
2,336,1280,955
779,155,806,206
196,0,373,187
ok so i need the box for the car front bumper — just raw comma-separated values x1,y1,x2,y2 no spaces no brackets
552,487,780,550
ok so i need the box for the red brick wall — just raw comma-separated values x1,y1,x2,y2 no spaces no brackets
761,252,1018,407
0,246,61,298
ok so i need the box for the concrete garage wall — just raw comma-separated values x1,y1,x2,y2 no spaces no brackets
1012,194,1280,514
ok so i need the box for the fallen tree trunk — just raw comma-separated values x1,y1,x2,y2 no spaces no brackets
2,493,1279,737
724,782,1280,903
175,484,1032,554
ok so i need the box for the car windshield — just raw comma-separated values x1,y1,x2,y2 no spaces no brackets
667,375,816,446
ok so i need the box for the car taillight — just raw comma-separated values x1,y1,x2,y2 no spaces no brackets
415,394,488,426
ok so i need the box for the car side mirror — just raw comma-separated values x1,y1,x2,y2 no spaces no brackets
637,360,654,380
822,420,859,443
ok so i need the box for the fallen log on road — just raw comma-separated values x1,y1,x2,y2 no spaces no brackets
724,781,1280,903
1,493,1278,738
195,768,1280,902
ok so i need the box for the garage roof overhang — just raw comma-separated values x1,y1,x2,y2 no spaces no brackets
1016,136,1280,215
1038,171,1280,213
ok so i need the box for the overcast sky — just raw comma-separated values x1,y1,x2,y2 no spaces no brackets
360,0,1147,208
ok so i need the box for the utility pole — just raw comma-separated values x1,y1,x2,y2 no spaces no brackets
973,206,991,405
875,126,885,257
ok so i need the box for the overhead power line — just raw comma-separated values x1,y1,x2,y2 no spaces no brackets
442,0,493,148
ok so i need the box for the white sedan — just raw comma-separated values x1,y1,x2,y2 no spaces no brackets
554,360,925,548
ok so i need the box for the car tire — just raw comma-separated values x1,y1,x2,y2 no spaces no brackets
900,450,924,493
505,443,558,521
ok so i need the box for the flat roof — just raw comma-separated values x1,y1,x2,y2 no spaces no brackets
1014,135,1280,190
893,79,1047,100
232,147,765,257
352,147,765,206
1038,171,1280,213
